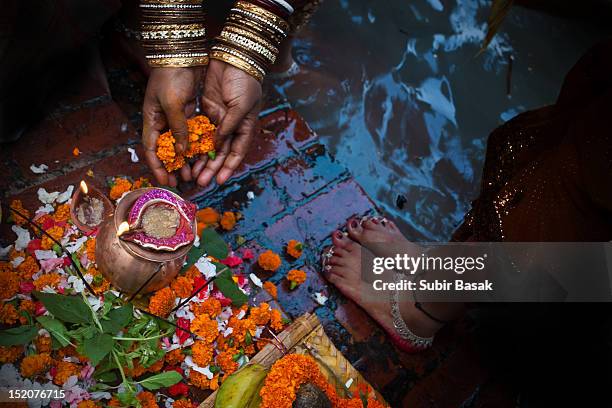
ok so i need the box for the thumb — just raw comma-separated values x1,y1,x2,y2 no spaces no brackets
164,104,189,154
215,104,249,146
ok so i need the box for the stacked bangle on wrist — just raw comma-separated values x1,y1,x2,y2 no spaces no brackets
140,0,209,68
211,1,291,82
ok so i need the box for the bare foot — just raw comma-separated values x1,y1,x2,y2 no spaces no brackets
325,233,442,341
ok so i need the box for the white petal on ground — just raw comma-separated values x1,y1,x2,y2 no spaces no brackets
345,378,354,389
56,185,74,204
195,257,216,279
236,309,246,320
12,225,31,250
184,356,214,379
30,164,48,174
313,292,328,305
67,276,85,293
249,273,263,287
127,147,139,162
223,327,233,337
193,235,200,247
246,191,255,200
37,188,60,204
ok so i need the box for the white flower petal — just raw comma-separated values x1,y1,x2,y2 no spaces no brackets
35,204,55,214
313,292,328,305
0,245,13,260
56,185,74,204
249,273,263,288
34,250,57,261
37,188,60,204
195,257,216,280
10,256,24,268
12,225,31,251
246,191,255,200
127,147,139,163
65,236,88,254
30,164,48,174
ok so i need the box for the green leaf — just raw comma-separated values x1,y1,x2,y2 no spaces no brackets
208,150,217,160
201,228,229,259
181,245,206,273
95,371,118,383
138,371,183,390
81,333,115,366
117,389,139,407
0,325,38,346
101,304,133,334
214,268,247,306
34,292,93,324
36,316,71,347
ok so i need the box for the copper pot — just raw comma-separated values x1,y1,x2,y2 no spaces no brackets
95,188,195,295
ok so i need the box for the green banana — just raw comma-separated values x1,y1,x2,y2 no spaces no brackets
215,364,269,408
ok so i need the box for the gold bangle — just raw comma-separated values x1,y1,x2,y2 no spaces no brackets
142,23,203,31
142,0,201,4
147,55,209,67
218,31,276,64
227,14,283,44
235,1,289,33
210,49,264,82
224,24,278,54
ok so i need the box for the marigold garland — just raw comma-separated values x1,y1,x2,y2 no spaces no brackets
258,250,282,272
263,281,277,299
0,270,19,301
109,177,133,200
171,276,194,299
33,273,61,291
220,211,237,231
41,226,64,250
53,360,80,385
9,200,30,226
20,353,53,378
286,239,303,259
148,287,176,317
287,269,307,289
0,345,23,364
156,115,216,172
191,313,219,343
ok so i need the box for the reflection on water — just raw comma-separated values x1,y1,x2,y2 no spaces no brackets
271,0,608,241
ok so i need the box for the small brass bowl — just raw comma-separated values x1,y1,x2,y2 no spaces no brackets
95,188,196,295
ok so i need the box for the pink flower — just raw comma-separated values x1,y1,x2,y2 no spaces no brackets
20,281,35,294
220,255,243,268
40,257,65,273
242,249,255,260
80,364,94,380
162,337,171,348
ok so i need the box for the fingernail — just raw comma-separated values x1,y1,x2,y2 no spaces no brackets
351,221,357,228
335,231,343,239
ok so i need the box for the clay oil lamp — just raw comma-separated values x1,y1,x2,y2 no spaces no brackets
95,188,197,295
70,180,114,233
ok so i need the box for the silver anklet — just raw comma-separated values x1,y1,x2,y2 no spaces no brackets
389,273,434,348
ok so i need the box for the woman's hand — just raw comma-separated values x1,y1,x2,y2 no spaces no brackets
193,59,262,186
142,66,203,187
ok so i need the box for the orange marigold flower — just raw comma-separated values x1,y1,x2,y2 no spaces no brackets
41,226,64,250
191,340,214,367
165,348,185,365
270,309,284,332
216,348,238,375
286,240,303,259
53,360,80,385
287,269,307,289
35,335,52,353
191,313,218,343
210,374,220,391
9,248,25,261
172,399,194,408
189,370,212,390
148,287,176,317
0,345,23,363
263,281,277,299
196,222,206,236
185,265,201,281
108,397,122,407
156,115,216,172
33,273,61,291
220,211,237,231
0,269,19,300
54,204,71,222
196,207,220,225
0,303,19,325
72,147,80,157
18,256,39,280
146,358,164,373
171,276,193,299
20,353,53,378
249,303,271,326
191,297,221,318
132,177,151,190
85,238,96,263
257,250,281,272
109,177,132,200
10,200,30,226
228,316,255,345
124,360,147,378
77,401,99,408
136,391,158,408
